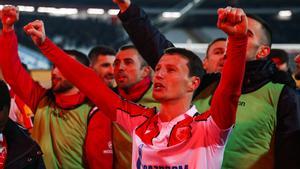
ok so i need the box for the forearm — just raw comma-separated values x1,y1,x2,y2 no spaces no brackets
118,4,174,69
0,31,46,111
211,35,247,129
38,38,121,120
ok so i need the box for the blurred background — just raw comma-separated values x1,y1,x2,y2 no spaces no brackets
1,0,300,86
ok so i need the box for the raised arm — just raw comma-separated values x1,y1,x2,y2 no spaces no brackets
113,0,174,69
210,7,248,129
23,20,153,122
0,6,46,112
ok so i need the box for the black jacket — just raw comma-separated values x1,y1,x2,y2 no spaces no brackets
3,119,45,169
118,4,300,169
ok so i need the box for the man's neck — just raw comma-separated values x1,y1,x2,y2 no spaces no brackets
159,96,192,122
118,77,151,101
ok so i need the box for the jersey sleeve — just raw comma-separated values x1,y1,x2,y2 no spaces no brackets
210,36,248,129
0,31,46,112
38,38,155,132
118,4,174,69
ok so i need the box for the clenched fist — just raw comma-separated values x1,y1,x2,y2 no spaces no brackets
23,20,46,46
217,7,248,37
112,0,131,13
0,5,19,32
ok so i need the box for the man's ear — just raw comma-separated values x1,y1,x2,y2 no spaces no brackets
256,45,271,59
187,76,201,92
141,66,151,79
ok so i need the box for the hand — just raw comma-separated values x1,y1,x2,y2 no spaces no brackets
0,5,19,32
112,0,131,13
217,7,248,37
23,20,46,46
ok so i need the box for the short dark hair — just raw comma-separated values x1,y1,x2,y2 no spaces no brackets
119,44,136,51
205,37,227,58
164,47,205,80
88,45,116,64
64,49,90,66
0,80,10,111
247,14,272,47
268,49,289,64
119,44,148,68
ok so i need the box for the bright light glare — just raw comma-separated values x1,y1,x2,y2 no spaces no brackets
108,9,119,15
278,10,292,17
37,7,78,15
162,12,181,18
87,8,105,15
17,5,35,12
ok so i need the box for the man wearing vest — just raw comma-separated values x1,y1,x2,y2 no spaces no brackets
112,0,300,168
0,7,93,169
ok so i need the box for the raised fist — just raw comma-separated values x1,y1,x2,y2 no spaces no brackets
0,5,19,32
23,20,46,46
217,7,248,37
112,0,131,13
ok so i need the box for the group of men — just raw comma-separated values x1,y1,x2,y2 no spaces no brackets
0,0,299,169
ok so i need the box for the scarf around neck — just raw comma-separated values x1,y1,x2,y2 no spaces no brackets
118,76,152,102
54,92,86,109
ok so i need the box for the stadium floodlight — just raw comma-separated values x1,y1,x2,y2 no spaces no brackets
278,10,292,20
108,9,120,15
87,8,105,15
37,7,78,15
162,12,182,18
17,5,35,12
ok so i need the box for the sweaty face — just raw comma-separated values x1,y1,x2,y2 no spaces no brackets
114,49,146,89
91,55,115,87
245,18,270,61
204,40,227,73
51,66,74,93
153,54,194,102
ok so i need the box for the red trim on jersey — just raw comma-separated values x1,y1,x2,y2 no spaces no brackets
135,115,159,145
194,110,211,121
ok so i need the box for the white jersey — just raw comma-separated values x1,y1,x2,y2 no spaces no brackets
116,105,232,169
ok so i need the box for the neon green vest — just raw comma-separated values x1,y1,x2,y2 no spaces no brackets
113,85,160,169
193,82,284,169
32,96,92,169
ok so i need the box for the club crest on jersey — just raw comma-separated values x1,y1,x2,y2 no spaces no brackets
175,126,191,142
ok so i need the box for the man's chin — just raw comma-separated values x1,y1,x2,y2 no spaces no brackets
153,93,165,102
116,81,128,88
